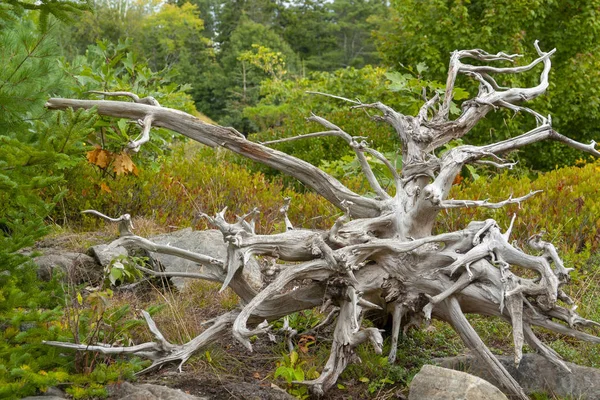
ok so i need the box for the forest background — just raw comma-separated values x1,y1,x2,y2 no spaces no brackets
2,0,600,398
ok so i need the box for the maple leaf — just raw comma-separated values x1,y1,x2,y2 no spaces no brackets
113,152,136,176
87,147,112,169
86,147,100,164
96,150,111,168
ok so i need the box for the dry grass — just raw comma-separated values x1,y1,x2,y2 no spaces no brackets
108,279,240,345
130,216,174,237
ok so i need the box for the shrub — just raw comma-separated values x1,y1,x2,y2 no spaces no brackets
55,142,338,232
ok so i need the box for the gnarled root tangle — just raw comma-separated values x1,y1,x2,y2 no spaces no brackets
44,41,600,399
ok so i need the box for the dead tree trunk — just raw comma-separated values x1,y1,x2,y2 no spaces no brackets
44,42,600,399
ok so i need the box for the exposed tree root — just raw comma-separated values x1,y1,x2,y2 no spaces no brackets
44,42,600,398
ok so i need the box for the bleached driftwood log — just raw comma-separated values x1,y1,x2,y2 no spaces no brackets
44,42,600,399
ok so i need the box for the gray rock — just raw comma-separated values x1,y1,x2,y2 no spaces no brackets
108,382,207,400
219,381,297,400
42,387,66,397
19,322,37,331
139,383,206,400
107,381,139,397
409,364,508,400
33,251,101,283
88,244,129,267
117,389,155,400
20,386,67,399
434,353,600,399
149,229,263,290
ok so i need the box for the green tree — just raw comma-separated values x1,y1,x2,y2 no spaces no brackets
0,12,102,400
325,0,386,69
276,0,386,71
56,0,146,58
0,17,93,249
140,2,215,114
212,0,282,47
141,3,211,72
375,0,600,169
213,16,300,131
0,0,90,31
171,0,221,40
59,1,217,122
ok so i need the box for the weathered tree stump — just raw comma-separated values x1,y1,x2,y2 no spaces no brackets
44,42,600,399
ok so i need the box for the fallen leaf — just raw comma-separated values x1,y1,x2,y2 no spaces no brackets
298,335,316,353
86,148,99,164
113,152,136,176
96,149,111,168
87,147,112,169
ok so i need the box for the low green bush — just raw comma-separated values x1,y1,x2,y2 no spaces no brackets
0,272,150,399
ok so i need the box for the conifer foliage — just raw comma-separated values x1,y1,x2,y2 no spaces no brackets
0,14,100,399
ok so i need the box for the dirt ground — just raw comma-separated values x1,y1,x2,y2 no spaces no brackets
135,333,407,400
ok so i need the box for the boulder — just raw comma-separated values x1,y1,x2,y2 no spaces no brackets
218,381,297,400
434,353,600,399
20,386,67,399
87,244,129,267
148,228,263,290
33,251,101,283
20,397,65,400
107,382,207,400
408,364,508,400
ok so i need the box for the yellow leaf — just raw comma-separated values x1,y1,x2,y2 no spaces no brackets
86,148,100,164
113,152,136,175
96,150,111,168
86,147,112,169
100,182,112,193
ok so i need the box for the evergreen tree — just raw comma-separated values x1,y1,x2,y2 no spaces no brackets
0,0,91,31
0,12,98,399
0,18,93,251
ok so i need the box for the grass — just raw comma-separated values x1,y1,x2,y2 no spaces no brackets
105,280,240,345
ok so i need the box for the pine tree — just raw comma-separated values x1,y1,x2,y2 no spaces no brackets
0,17,94,254
0,15,97,399
0,0,91,32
